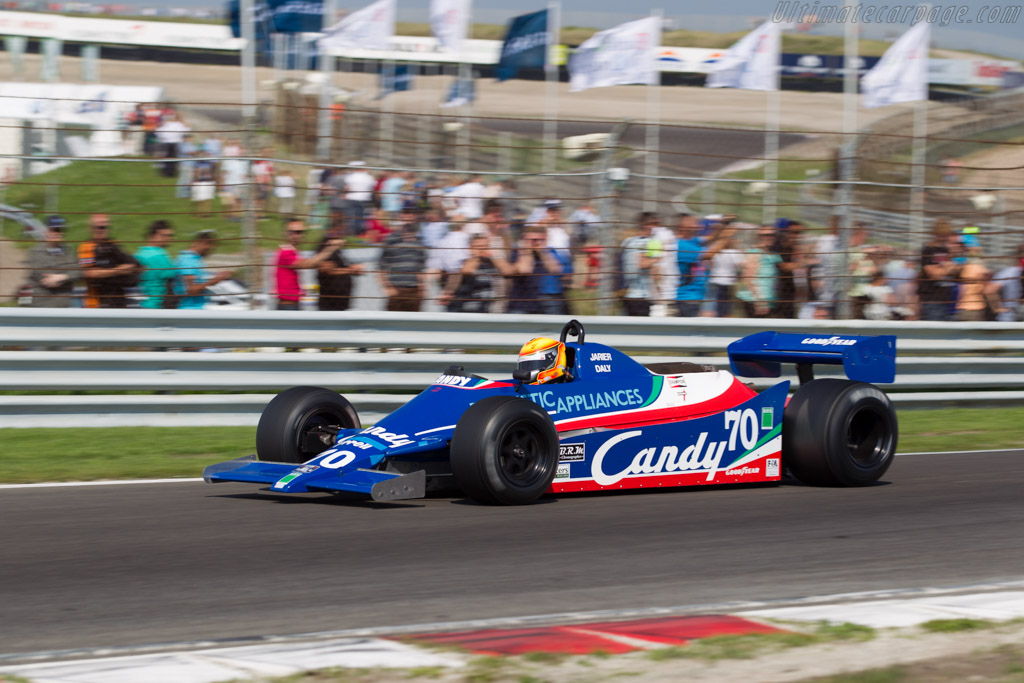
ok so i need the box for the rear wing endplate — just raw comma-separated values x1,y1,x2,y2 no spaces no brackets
727,332,896,384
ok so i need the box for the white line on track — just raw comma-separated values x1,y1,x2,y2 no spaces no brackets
2,448,1023,489
897,448,1024,456
0,478,203,490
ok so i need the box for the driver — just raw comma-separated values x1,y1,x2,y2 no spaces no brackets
517,337,568,384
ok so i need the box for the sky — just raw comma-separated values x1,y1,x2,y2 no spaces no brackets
147,0,1024,56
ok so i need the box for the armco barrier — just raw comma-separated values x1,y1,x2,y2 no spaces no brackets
1,352,1023,393
4,309,1024,352
0,309,1022,428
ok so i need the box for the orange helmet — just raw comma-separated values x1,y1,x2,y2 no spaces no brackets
518,337,567,385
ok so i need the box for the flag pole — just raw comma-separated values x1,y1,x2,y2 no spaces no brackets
240,0,261,298
241,0,257,123
542,0,561,173
459,2,473,173
339,54,351,161
763,59,781,225
910,97,928,255
835,0,859,320
414,62,429,168
271,33,282,81
643,9,663,212
910,8,931,257
454,62,469,170
459,62,473,171
382,59,396,165
316,0,337,162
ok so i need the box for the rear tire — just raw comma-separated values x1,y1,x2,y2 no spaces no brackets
256,386,360,464
450,396,559,505
783,379,898,486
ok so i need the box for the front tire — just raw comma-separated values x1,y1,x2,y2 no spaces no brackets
256,386,360,464
450,396,559,505
783,379,898,486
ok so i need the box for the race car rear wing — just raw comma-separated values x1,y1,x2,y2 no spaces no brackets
727,331,896,384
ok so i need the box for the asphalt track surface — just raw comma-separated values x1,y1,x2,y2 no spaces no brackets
194,107,806,177
473,118,808,175
3,450,1024,657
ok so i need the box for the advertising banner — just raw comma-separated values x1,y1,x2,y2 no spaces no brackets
568,16,659,92
705,20,781,91
319,0,395,52
440,74,474,107
429,0,470,54
496,9,548,82
228,0,322,37
861,21,930,108
378,63,413,98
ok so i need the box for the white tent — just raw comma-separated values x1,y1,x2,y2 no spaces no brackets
0,82,165,162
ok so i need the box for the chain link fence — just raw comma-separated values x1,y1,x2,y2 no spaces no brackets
1,84,1022,321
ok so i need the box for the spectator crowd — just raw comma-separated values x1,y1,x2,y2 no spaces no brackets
18,134,1024,322
24,213,237,310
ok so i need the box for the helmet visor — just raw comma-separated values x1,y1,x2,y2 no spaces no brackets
518,347,558,374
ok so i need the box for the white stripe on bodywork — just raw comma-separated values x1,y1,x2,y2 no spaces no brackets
725,436,783,471
414,424,457,436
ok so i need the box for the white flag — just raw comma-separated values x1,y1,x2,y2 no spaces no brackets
705,20,780,91
568,17,660,93
860,22,930,108
430,0,471,54
319,0,395,52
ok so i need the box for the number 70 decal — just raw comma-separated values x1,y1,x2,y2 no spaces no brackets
723,409,760,451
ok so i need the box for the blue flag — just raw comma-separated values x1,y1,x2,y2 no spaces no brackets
440,74,475,107
378,64,413,99
228,0,323,38
270,0,323,33
496,9,548,82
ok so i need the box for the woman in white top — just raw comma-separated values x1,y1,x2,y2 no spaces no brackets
707,231,745,318
274,170,297,216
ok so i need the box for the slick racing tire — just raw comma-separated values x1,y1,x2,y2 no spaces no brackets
450,396,559,505
256,386,360,464
783,378,898,486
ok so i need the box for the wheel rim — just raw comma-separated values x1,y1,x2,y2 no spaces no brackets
497,420,548,489
295,409,346,460
845,406,892,469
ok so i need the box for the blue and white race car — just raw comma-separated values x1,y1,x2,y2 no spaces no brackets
205,320,898,505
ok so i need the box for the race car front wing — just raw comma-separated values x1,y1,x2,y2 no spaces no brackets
204,456,426,501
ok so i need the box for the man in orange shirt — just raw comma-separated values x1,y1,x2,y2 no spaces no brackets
78,214,139,308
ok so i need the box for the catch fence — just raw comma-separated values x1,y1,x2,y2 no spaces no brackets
1,86,1023,317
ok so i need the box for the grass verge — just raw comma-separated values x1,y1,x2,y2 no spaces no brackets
689,157,834,229
1,160,280,254
0,426,253,483
895,406,1024,454
646,621,874,662
919,618,997,633
0,406,1020,484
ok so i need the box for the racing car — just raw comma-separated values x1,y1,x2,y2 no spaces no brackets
205,320,898,505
